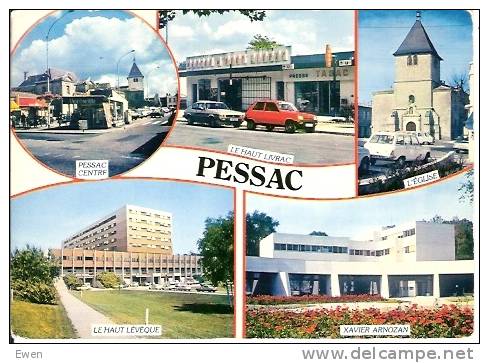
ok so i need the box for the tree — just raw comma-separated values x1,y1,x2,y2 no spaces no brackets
63,273,82,290
96,272,123,289
246,211,280,256
309,231,328,236
423,216,473,260
247,34,283,50
451,71,469,93
459,169,474,204
158,10,266,29
197,212,234,306
10,245,57,284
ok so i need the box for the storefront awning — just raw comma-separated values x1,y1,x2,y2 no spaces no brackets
10,100,20,110
18,97,47,108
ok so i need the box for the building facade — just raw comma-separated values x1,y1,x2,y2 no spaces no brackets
62,205,173,254
358,104,372,138
50,248,202,285
121,62,145,109
246,222,474,298
179,45,355,116
371,17,468,140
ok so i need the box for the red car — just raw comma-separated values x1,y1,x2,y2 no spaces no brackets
244,100,317,133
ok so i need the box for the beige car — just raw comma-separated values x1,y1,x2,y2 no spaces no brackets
183,101,244,128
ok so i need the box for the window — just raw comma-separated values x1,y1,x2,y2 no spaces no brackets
409,95,415,104
407,55,412,65
264,102,279,112
133,78,139,82
413,55,418,65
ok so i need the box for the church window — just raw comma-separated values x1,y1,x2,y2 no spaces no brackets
407,56,412,66
408,107,413,114
133,78,139,82
409,95,415,104
413,55,418,65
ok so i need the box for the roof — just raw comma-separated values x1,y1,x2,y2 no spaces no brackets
128,62,144,78
393,20,442,60
17,68,78,88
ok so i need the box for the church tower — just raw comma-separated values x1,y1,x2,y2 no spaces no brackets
127,62,144,91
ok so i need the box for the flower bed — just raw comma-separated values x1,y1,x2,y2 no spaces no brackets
246,304,473,338
247,294,386,305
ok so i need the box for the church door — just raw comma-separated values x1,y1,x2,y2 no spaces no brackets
406,122,416,131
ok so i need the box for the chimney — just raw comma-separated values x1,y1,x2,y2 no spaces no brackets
325,44,332,68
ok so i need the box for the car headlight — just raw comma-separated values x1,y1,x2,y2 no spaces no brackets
298,115,304,121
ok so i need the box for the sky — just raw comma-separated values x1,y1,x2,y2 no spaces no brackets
247,171,473,241
358,10,474,104
10,180,233,254
11,10,178,97
161,10,354,62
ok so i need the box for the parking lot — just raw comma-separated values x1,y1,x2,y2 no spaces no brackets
165,121,355,165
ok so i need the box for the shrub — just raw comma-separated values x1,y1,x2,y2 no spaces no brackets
63,274,82,290
246,304,473,338
247,294,386,305
11,280,56,305
96,272,122,288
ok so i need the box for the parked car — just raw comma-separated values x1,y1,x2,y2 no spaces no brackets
149,110,162,118
454,137,469,153
357,146,371,175
183,101,244,128
408,131,435,145
130,282,139,287
149,284,163,290
196,284,218,293
244,100,317,133
176,284,192,291
364,131,431,167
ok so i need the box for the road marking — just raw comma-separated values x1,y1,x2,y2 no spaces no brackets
142,121,152,125
152,120,162,125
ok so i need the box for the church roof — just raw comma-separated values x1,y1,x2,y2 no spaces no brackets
393,20,442,60
128,62,144,78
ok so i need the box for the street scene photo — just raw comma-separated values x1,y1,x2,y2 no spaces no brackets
10,180,235,339
159,10,355,165
357,10,474,195
10,10,178,177
245,170,474,338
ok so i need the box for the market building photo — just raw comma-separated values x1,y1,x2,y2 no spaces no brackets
161,10,356,165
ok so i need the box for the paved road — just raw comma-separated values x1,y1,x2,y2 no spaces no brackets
166,122,355,164
358,139,468,179
15,116,170,177
55,279,114,339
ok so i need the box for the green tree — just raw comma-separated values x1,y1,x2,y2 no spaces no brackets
158,10,266,29
247,34,283,50
96,272,123,289
246,211,280,256
197,212,234,305
459,169,474,204
309,231,328,236
10,245,57,284
63,273,82,290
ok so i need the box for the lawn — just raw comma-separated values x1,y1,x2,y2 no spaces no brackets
71,290,234,338
10,299,76,339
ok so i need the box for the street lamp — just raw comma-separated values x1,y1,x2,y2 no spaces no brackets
116,49,135,89
45,10,74,127
146,66,160,99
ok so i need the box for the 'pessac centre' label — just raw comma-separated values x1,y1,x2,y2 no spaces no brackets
76,160,109,180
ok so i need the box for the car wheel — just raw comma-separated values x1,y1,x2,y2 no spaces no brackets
396,156,406,168
370,158,376,166
305,126,315,133
424,152,431,163
246,120,256,130
233,121,241,128
209,117,220,128
266,125,274,132
285,120,296,134
359,157,370,175
187,116,194,125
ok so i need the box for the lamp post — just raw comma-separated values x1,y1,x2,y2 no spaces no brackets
146,66,160,100
116,49,135,90
45,10,74,127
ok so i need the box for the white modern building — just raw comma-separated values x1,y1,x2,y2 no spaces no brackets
246,222,474,298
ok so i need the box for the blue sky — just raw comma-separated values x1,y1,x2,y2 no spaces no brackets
162,10,354,62
247,171,473,240
11,10,177,96
10,180,233,254
359,10,473,104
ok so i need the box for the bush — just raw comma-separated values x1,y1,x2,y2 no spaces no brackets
246,304,473,338
96,272,122,288
11,280,57,305
63,274,82,290
247,294,386,305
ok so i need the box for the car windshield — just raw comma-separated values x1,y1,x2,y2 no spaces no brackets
278,102,298,111
369,134,394,144
207,102,229,110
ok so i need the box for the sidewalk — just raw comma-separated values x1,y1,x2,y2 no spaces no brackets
55,279,114,339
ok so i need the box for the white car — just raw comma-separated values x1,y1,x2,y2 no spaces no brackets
408,131,435,145
364,131,431,167
357,146,370,175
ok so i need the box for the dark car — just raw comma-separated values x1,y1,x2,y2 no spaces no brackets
183,101,244,128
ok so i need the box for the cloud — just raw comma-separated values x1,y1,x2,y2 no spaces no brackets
11,13,178,96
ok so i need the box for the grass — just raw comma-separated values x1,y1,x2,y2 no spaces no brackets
71,290,233,338
10,299,76,339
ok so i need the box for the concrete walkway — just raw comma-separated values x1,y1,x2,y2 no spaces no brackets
55,279,114,339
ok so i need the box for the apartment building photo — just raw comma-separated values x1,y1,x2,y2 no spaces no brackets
246,221,474,299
